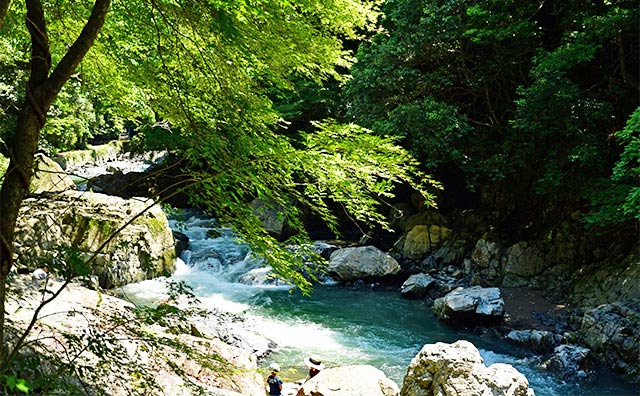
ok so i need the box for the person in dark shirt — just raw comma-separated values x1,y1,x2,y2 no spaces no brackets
267,362,283,396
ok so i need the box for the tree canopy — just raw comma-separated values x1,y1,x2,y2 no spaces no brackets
0,0,437,382
345,0,639,239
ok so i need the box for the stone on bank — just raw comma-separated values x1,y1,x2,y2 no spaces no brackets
432,286,505,324
296,365,399,396
14,190,175,288
401,340,535,396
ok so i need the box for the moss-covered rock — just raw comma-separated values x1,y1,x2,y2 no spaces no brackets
55,140,124,170
30,153,76,193
14,190,175,288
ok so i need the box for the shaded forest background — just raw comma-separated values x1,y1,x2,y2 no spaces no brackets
1,0,639,267
0,0,638,393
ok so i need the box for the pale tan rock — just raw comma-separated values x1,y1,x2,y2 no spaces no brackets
297,365,399,396
14,190,175,288
401,340,534,396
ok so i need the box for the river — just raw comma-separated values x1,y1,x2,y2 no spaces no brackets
123,210,638,396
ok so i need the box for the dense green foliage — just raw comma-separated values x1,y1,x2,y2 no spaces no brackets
345,0,639,238
0,0,439,290
0,0,439,392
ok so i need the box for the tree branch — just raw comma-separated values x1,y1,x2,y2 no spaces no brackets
42,0,111,109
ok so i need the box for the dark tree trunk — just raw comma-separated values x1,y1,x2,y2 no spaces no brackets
0,0,10,31
0,0,111,368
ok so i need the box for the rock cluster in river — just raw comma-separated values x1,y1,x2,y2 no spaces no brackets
15,148,639,388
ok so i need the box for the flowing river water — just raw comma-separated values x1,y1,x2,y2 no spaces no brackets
122,210,638,396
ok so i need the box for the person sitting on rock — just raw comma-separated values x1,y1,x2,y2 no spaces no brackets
297,355,326,395
303,354,325,379
31,266,49,282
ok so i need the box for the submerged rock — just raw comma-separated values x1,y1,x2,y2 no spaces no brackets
506,329,560,354
401,340,534,396
541,344,592,380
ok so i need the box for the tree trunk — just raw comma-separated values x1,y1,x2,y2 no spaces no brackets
0,0,10,31
0,0,111,369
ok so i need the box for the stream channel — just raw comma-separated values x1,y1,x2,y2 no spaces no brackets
122,210,638,396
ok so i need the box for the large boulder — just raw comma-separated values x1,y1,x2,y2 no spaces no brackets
14,190,176,288
400,273,437,299
432,286,504,324
30,153,76,193
397,225,452,260
250,198,288,240
470,239,503,284
297,365,399,396
501,242,547,287
401,340,535,396
578,299,640,380
7,274,265,396
328,246,400,282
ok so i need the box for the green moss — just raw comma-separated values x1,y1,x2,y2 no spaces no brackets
0,154,9,178
73,216,116,248
144,216,168,238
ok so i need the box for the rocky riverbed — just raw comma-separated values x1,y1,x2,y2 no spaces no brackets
6,146,638,394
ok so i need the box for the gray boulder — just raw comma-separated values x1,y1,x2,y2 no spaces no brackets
506,330,560,354
14,190,176,288
401,340,535,396
502,242,547,288
432,286,504,324
541,344,592,380
400,273,436,299
297,365,399,396
328,246,400,282
579,299,640,379
250,198,288,240
471,239,503,284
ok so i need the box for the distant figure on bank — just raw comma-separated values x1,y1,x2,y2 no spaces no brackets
266,362,283,396
31,266,49,282
304,354,325,379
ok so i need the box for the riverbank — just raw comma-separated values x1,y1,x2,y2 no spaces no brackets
5,274,265,396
